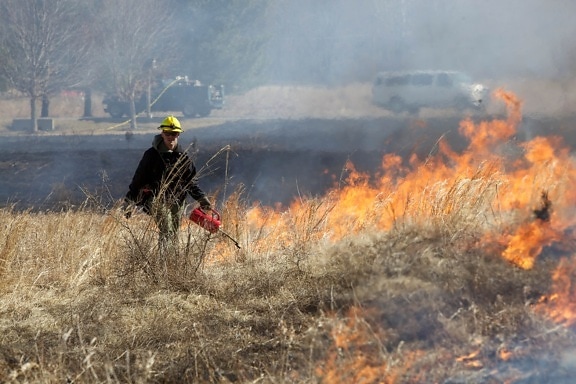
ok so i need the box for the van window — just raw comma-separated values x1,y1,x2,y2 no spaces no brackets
385,75,410,86
436,73,453,87
452,72,473,84
411,74,433,86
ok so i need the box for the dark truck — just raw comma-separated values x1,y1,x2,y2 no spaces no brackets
103,76,224,118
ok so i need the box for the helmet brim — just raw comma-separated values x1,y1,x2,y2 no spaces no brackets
159,126,183,133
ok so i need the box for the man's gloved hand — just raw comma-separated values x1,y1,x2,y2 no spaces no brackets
122,199,134,219
198,196,212,211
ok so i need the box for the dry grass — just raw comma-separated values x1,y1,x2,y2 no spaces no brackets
0,165,573,383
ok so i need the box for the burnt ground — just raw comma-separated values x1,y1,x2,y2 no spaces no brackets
2,114,576,210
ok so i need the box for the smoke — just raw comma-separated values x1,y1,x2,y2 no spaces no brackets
4,1,576,208
262,0,576,84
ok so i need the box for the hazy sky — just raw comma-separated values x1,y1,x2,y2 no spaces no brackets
262,0,576,83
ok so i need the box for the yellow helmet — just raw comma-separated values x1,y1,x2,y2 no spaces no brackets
158,115,183,133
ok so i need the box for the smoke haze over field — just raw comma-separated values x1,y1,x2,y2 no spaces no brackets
3,0,576,100
259,0,576,84
3,0,576,208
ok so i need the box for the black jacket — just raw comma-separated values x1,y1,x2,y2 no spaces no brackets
126,135,206,210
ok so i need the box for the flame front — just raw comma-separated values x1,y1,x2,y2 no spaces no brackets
238,89,576,259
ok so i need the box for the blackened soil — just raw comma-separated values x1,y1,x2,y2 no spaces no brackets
2,115,575,210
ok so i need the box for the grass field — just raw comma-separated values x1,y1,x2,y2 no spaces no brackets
2,89,576,383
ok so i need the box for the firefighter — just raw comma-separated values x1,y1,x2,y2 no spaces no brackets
124,115,211,251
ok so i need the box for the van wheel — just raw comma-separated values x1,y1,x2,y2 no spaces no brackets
182,105,196,117
474,101,487,113
453,97,471,111
387,97,406,113
107,104,125,118
197,106,211,117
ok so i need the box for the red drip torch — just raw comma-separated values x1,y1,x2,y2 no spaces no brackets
189,208,241,249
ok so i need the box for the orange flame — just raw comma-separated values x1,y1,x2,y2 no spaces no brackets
537,257,576,326
316,307,425,384
501,220,561,270
204,88,576,332
455,349,485,369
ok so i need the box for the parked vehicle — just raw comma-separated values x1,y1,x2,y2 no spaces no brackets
103,76,224,118
372,70,489,114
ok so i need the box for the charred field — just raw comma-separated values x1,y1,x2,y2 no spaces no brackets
2,113,575,209
3,104,576,383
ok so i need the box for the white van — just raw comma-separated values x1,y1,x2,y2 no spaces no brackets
372,70,489,113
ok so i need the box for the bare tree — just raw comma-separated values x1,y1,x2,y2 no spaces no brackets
94,0,177,130
0,0,92,131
